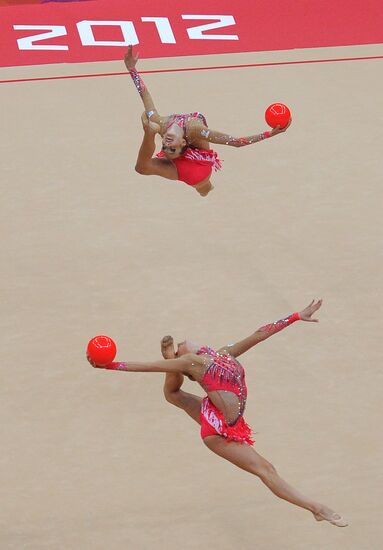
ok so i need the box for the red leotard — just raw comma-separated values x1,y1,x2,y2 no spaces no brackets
156,113,222,186
197,346,254,445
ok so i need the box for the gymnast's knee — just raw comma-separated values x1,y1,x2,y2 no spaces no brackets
135,163,150,175
163,388,181,406
253,458,278,480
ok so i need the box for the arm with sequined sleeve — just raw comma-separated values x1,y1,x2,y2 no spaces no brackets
124,46,161,123
218,300,322,358
87,354,195,375
194,122,290,148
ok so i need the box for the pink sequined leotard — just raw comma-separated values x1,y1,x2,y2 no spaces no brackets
167,112,208,132
156,113,222,186
197,346,254,445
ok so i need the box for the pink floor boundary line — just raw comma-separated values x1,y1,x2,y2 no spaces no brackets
1,54,382,84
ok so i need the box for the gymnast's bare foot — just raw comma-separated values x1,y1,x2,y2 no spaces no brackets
161,335,176,359
313,505,348,527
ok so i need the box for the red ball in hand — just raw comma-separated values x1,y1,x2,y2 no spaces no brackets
87,335,117,366
265,103,291,129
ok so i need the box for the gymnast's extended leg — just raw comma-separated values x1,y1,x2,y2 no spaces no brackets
203,435,347,527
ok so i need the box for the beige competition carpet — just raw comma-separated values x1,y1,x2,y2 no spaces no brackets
1,43,383,549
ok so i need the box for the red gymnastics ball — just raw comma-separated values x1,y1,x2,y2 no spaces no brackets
265,103,291,129
87,335,117,366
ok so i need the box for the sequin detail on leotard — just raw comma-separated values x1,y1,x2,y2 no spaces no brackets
158,112,222,185
197,346,254,445
182,148,222,172
197,346,248,420
166,112,208,134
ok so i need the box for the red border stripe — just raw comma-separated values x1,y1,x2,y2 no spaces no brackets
1,54,382,84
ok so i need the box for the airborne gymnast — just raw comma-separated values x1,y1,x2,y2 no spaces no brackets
125,45,291,197
87,299,347,527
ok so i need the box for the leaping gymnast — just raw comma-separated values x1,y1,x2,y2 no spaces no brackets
87,299,347,527
125,46,291,197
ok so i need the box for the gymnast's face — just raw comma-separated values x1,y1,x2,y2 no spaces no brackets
161,131,186,159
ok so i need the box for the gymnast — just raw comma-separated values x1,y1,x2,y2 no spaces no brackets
125,46,291,197
87,299,347,527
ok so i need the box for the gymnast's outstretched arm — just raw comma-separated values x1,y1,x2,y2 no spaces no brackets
190,120,291,148
124,45,161,123
88,353,194,375
218,299,322,357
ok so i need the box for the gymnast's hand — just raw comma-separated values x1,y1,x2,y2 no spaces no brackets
270,117,292,136
124,45,139,70
298,299,323,322
141,111,160,134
